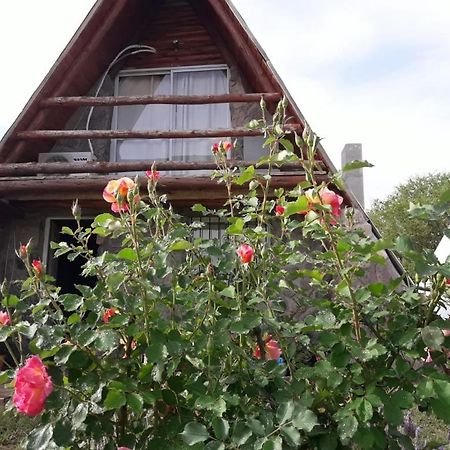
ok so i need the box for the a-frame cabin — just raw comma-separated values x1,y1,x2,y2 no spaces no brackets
0,0,402,290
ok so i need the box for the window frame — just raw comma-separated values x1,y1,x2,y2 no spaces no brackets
110,64,231,162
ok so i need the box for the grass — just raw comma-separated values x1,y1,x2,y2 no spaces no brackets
411,408,450,449
0,403,36,450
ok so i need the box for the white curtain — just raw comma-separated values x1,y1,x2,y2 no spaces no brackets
115,69,230,166
116,74,171,161
172,70,230,161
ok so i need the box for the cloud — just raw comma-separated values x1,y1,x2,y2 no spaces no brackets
234,0,450,206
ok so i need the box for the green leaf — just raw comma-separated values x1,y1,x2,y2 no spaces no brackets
236,165,255,185
127,393,144,415
219,286,236,299
281,426,301,446
212,417,229,440
342,160,374,172
104,389,126,410
383,400,403,426
226,218,244,235
53,420,73,447
433,379,450,422
117,248,137,261
93,212,115,227
292,408,318,432
356,399,373,422
262,437,283,450
169,239,193,251
192,203,207,213
2,294,19,307
337,415,358,440
396,236,414,253
60,294,83,311
0,327,13,342
421,326,444,348
231,422,252,446
181,422,210,446
391,390,414,409
72,403,89,429
247,418,265,436
95,330,119,354
431,398,450,424
276,401,294,424
205,443,225,450
26,424,53,450
284,196,308,217
229,313,261,333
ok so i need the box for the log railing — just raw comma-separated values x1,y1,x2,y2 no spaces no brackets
40,93,282,108
16,125,302,141
0,160,325,177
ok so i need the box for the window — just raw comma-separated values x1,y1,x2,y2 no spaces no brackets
111,66,231,164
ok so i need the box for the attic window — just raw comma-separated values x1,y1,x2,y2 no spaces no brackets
111,66,231,163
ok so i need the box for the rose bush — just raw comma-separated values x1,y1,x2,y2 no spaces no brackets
0,100,449,449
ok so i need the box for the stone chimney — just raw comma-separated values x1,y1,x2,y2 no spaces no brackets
341,143,364,208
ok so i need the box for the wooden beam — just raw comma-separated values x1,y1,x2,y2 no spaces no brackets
0,159,324,177
0,173,329,200
41,93,282,108
16,125,302,141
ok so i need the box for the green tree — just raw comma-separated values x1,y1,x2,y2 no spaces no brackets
369,173,450,253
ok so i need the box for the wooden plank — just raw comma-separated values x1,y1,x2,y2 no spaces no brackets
0,159,324,177
16,125,302,141
41,93,281,108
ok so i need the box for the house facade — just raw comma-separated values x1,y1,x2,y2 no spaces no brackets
0,0,402,292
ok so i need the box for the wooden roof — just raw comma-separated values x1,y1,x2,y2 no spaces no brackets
0,0,335,170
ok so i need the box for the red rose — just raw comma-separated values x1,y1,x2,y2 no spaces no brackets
254,337,282,361
103,308,119,324
237,244,254,264
146,169,160,182
275,205,285,216
32,260,43,276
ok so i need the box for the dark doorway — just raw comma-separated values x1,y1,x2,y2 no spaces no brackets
47,219,99,294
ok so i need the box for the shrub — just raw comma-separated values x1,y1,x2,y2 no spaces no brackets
0,101,449,449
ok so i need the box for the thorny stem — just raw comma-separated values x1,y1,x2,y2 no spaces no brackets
122,208,151,346
301,134,362,343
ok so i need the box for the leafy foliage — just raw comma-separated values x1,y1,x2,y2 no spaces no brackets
369,173,450,255
0,100,449,449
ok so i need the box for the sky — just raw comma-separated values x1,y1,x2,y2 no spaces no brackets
1,1,449,207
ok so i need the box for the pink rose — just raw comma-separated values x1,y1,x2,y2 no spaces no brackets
442,329,450,337
304,186,344,221
118,447,131,450
319,187,344,218
103,177,139,213
237,244,254,264
211,141,233,154
254,337,282,361
13,356,53,416
0,311,10,326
